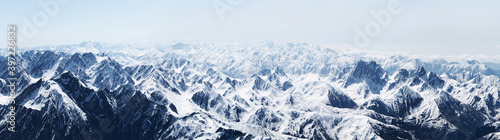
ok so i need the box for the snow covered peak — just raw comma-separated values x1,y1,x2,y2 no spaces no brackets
340,60,386,90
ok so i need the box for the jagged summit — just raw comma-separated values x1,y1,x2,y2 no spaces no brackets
341,60,386,87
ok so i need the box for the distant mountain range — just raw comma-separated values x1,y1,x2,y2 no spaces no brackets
0,41,499,139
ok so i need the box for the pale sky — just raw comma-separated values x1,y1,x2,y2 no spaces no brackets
1,0,499,55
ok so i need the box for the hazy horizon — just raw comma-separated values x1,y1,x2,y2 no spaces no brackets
1,0,499,56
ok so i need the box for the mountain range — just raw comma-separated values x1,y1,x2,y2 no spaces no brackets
0,41,499,139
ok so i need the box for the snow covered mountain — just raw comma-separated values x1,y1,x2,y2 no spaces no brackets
0,41,499,140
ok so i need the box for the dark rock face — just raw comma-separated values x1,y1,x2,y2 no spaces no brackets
247,107,283,131
392,87,423,117
327,88,357,109
281,81,293,91
395,69,410,82
54,71,94,102
340,61,387,94
370,123,415,140
416,66,427,77
191,91,210,110
435,92,487,136
428,72,445,87
469,122,500,140
360,87,423,118
252,76,270,90
361,98,394,116
24,51,61,78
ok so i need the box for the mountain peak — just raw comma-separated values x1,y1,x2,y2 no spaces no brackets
416,66,427,77
427,71,445,87
395,69,410,82
342,60,386,86
54,71,94,102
